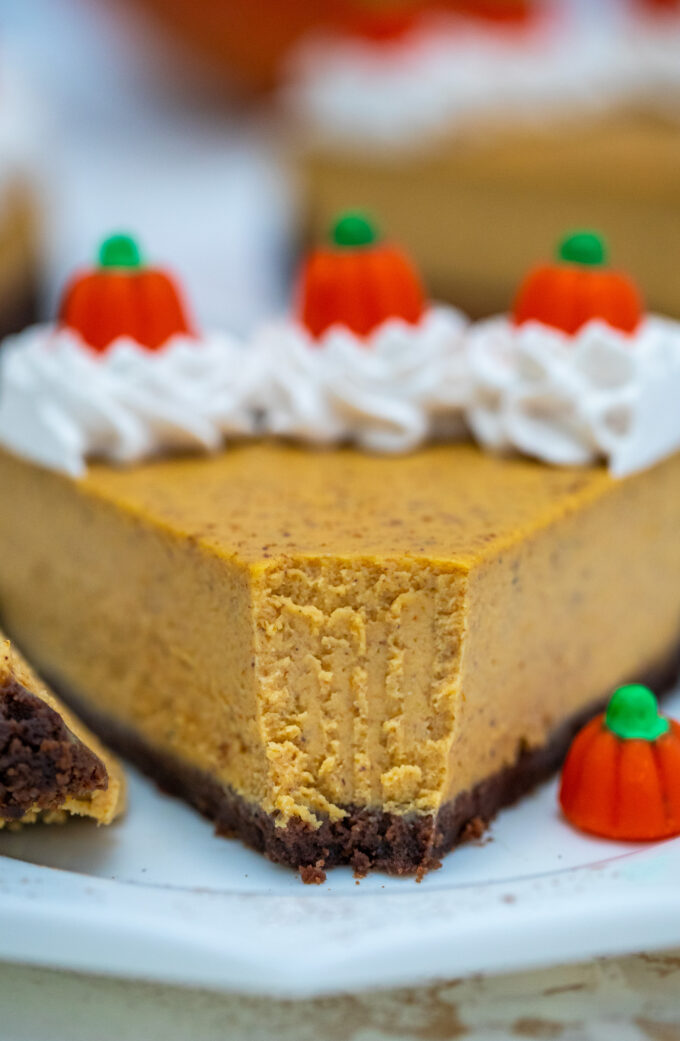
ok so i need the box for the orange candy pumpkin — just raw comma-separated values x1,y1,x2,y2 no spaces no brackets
559,685,680,842
59,234,193,353
299,211,426,340
512,231,643,336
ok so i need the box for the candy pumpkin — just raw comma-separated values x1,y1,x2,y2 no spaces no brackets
299,211,426,340
559,685,680,842
59,234,193,353
512,231,643,336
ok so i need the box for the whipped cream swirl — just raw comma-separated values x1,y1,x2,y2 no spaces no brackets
5,310,680,480
467,316,680,478
249,307,468,453
0,327,258,477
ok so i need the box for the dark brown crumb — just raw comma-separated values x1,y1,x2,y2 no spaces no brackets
0,679,107,820
299,861,326,885
351,850,371,878
462,816,487,842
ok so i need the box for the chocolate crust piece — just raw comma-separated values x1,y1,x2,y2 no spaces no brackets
52,646,680,882
0,679,108,821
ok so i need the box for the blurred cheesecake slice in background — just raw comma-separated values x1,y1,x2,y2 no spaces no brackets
297,114,680,321
285,1,680,319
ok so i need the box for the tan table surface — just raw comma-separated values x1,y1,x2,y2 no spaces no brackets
2,951,680,1041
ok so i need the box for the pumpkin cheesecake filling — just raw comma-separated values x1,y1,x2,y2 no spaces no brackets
252,557,466,824
1,441,680,876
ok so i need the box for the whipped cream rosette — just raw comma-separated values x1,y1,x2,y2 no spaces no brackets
0,326,258,478
252,306,468,453
0,234,257,477
252,210,469,453
467,231,680,477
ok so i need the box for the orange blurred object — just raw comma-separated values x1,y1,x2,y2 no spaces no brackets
59,234,193,353
636,0,680,11
127,0,536,92
299,211,426,340
452,0,534,22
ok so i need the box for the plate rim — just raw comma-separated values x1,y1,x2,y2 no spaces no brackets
2,841,680,997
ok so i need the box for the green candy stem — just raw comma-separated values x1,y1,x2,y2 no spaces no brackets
331,211,379,249
98,233,142,269
605,684,670,741
558,230,607,267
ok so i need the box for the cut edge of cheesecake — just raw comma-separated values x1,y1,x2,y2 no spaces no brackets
0,638,125,827
50,637,680,883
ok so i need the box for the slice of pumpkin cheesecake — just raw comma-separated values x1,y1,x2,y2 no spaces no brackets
1,228,680,881
0,634,124,827
2,441,680,878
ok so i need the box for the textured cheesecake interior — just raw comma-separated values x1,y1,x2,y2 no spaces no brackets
1,443,680,833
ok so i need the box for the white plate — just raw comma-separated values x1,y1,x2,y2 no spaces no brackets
2,688,680,998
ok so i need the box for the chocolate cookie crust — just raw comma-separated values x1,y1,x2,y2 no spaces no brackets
0,679,108,821
53,643,680,882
